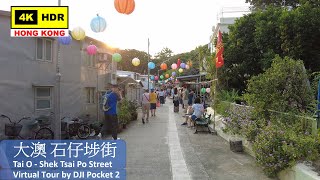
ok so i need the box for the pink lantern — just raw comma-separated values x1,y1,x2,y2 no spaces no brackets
155,76,159,81
186,65,190,69
87,44,97,55
171,63,177,70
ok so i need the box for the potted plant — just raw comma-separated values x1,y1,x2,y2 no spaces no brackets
118,100,131,130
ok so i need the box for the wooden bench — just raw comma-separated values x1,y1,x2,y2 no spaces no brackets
194,113,213,134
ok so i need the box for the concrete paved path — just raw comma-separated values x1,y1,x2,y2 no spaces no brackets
117,100,273,180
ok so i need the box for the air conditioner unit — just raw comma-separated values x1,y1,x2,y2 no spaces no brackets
105,73,117,85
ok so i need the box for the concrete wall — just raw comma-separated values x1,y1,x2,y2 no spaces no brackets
0,12,114,138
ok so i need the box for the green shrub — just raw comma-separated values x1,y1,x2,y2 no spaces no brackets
118,99,132,125
253,124,319,177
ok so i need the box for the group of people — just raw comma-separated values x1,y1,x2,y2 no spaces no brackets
98,84,207,140
141,88,166,124
172,86,206,128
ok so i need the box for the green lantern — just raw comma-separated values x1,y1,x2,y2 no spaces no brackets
112,53,122,62
160,75,164,80
201,88,206,94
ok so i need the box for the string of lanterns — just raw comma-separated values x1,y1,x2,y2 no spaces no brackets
58,0,194,84
58,0,137,63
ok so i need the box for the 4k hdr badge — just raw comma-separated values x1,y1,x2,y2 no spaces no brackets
10,6,69,37
11,6,69,29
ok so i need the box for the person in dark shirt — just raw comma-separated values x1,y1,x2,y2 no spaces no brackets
100,84,122,140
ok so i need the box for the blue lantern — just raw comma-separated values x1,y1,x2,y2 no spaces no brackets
150,75,155,80
180,63,186,69
172,72,176,76
148,62,155,69
58,35,72,45
90,14,107,33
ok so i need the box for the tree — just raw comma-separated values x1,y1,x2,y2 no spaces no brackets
245,0,320,10
220,3,320,93
154,47,173,60
246,0,299,9
117,49,149,74
244,56,313,115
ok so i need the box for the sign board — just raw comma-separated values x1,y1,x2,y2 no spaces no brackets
10,6,69,37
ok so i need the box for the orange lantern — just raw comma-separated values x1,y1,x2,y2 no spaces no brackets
187,60,192,67
160,63,167,70
165,74,169,79
114,0,135,15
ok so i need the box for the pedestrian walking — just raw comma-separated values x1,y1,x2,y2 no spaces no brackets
159,89,165,105
173,88,180,112
182,87,189,110
141,89,150,124
100,84,122,140
149,89,157,116
188,89,195,106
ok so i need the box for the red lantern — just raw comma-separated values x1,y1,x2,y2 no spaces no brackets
114,0,135,15
87,44,97,55
177,58,181,68
160,63,167,70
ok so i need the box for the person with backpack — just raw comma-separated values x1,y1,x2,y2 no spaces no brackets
141,89,150,124
99,84,122,140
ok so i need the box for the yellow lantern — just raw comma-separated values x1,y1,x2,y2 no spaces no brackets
179,68,183,73
132,58,140,66
71,27,86,40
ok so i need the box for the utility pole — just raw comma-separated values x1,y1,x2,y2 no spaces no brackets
147,38,150,91
54,0,62,139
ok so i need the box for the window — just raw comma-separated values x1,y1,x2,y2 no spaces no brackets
36,38,52,61
85,87,95,104
86,54,97,68
35,87,52,110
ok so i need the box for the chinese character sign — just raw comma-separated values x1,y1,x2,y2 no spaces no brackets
0,140,126,180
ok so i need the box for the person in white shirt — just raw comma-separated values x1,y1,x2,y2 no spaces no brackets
187,97,205,127
141,89,150,124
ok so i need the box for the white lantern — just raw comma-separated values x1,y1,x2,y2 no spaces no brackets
132,58,140,66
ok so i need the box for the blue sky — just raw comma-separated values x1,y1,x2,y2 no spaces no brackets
0,0,249,56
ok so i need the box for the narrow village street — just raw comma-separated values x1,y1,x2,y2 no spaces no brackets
115,99,272,180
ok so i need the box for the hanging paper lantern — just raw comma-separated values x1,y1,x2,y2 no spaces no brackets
180,63,186,69
114,0,135,15
160,63,167,70
112,53,122,62
71,27,86,41
148,62,155,69
132,58,140,66
201,88,206,94
178,68,183,73
165,74,169,79
155,76,159,81
150,75,155,80
206,88,211,93
171,63,177,70
160,75,164,79
186,65,190,69
90,14,107,33
87,44,98,55
187,60,193,67
58,35,72,45
177,58,181,68
172,72,176,76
